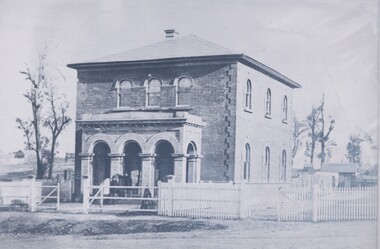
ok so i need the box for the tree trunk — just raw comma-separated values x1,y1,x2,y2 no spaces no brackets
48,138,56,179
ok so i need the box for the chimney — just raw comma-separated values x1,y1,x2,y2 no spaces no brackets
164,29,178,39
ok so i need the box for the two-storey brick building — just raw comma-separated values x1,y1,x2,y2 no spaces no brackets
68,30,301,197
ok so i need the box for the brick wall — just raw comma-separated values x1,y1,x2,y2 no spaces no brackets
76,61,236,182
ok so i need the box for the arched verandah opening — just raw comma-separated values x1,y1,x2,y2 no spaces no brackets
186,142,197,183
154,140,174,185
123,141,142,186
92,142,111,186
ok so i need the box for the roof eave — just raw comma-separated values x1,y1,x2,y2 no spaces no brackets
67,54,242,70
239,55,302,89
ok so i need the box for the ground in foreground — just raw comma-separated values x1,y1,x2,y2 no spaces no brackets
0,212,377,249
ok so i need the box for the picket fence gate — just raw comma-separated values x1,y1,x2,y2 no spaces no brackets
278,185,377,222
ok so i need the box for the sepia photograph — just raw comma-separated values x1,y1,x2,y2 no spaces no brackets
0,0,378,248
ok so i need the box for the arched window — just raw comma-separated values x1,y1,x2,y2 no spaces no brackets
264,147,270,182
265,89,272,117
282,95,288,121
177,76,192,106
243,144,251,181
147,78,161,106
245,80,252,109
115,79,133,107
280,150,287,182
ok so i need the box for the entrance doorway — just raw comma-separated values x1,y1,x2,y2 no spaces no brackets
154,141,174,185
123,142,142,186
92,142,111,185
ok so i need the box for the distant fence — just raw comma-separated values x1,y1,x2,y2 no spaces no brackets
279,185,377,222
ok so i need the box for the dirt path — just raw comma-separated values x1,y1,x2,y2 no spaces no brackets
0,212,377,249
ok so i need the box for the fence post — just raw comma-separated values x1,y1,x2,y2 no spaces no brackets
312,184,319,222
29,178,36,212
100,183,104,212
157,181,162,215
56,182,60,211
82,177,89,214
277,187,282,222
167,175,175,216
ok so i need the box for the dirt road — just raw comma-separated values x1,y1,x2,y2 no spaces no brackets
0,212,377,249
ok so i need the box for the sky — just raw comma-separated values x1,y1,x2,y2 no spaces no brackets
0,0,378,166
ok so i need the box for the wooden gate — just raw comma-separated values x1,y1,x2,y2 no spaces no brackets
82,182,158,213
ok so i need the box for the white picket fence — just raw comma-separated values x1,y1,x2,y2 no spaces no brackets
279,185,377,222
158,181,242,219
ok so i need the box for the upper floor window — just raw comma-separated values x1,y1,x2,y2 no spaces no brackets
282,95,288,122
115,79,133,107
243,143,251,181
265,89,272,117
176,76,192,106
245,80,252,110
147,78,162,106
263,146,270,182
280,150,287,182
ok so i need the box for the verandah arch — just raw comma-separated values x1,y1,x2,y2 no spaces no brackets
186,142,198,183
154,140,175,185
92,142,111,186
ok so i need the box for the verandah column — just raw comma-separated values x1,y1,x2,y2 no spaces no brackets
139,153,156,187
78,152,94,194
171,153,186,183
108,153,124,177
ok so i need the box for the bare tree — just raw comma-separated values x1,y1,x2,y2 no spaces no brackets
292,113,307,161
19,52,71,179
15,118,34,150
20,54,48,179
44,84,72,179
304,105,321,166
317,94,335,166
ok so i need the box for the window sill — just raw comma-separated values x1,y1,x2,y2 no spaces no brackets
265,114,272,119
111,106,193,112
244,108,252,113
282,119,288,124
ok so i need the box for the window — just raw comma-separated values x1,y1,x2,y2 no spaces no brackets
115,79,133,107
280,150,287,182
177,76,192,106
282,95,288,122
263,147,270,182
245,80,252,110
243,144,251,181
147,78,161,106
265,89,271,117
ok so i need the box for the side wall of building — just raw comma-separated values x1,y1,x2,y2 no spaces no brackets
234,63,293,183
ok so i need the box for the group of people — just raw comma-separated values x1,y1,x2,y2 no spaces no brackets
109,171,141,198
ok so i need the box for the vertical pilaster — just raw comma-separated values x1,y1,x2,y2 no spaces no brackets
139,153,156,187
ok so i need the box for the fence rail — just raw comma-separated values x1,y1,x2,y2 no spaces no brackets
279,185,377,222
0,179,60,212
82,181,158,213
